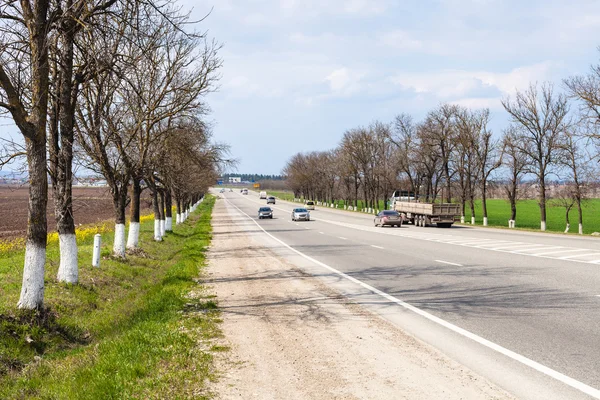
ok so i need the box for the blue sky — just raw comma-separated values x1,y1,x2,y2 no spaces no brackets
184,0,600,174
2,0,600,175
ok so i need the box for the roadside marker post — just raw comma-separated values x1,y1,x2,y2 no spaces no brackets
92,234,101,267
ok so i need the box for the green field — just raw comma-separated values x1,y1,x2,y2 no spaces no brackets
0,197,221,399
266,189,600,234
462,198,600,234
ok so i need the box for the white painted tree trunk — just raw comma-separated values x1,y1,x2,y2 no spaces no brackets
471,217,475,225
154,220,162,241
113,223,126,257
57,233,78,283
17,241,46,309
460,216,465,223
564,223,570,233
483,217,488,226
176,214,181,225
160,219,166,236
541,221,546,231
579,223,583,235
127,222,140,249
166,217,173,231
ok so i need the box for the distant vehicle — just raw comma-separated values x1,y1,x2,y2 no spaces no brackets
259,191,267,199
391,191,460,227
266,196,276,204
258,206,273,219
291,208,310,221
240,189,243,193
374,210,403,227
229,188,233,192
219,188,225,193
242,188,249,195
305,201,315,210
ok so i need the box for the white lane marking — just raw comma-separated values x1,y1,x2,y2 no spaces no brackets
533,248,580,256
435,260,463,266
305,227,310,230
560,253,600,260
319,232,325,235
225,199,600,399
510,245,555,253
371,245,384,249
339,237,348,240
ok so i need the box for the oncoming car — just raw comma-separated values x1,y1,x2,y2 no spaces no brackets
291,208,310,221
266,196,276,204
258,207,273,219
374,210,403,227
305,201,315,210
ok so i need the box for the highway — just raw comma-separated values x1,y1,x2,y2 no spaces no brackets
215,189,600,400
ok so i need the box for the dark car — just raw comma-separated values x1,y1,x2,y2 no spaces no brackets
374,210,403,227
258,207,273,219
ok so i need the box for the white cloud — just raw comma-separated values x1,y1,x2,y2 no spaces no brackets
391,61,560,100
378,30,422,50
325,67,365,96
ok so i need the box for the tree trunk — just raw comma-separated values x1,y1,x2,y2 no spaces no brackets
15,1,51,309
165,190,173,231
18,136,48,309
112,186,128,258
577,198,583,235
127,177,141,249
158,189,166,236
152,189,162,241
481,181,488,226
539,180,547,231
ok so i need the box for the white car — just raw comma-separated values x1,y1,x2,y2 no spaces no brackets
291,208,310,221
305,201,315,210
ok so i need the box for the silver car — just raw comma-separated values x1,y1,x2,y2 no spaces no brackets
291,208,310,221
374,210,403,227
258,207,273,219
266,196,276,204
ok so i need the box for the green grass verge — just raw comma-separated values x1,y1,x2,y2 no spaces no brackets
0,196,221,399
461,198,600,234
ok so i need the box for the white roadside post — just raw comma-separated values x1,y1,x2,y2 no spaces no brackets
483,217,488,226
92,234,101,267
471,216,475,225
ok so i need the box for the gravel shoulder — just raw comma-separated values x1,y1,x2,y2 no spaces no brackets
206,198,515,400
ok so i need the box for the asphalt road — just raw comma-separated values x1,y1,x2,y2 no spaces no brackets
215,189,600,400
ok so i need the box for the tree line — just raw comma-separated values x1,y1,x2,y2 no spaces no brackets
285,60,600,235
0,0,230,310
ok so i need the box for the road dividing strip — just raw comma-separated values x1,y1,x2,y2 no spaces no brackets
225,198,600,400
435,260,463,267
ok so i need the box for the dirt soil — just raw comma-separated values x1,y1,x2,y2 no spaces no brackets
0,186,153,240
205,198,515,400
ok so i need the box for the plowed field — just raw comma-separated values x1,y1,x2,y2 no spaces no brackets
0,186,153,240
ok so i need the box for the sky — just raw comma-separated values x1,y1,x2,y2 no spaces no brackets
182,0,600,175
2,0,600,175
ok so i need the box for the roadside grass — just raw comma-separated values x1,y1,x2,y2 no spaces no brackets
0,196,220,399
267,189,600,234
462,198,600,234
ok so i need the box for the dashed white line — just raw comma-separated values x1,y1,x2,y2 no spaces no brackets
225,198,600,400
319,232,325,234
339,237,348,240
371,245,384,249
435,260,463,266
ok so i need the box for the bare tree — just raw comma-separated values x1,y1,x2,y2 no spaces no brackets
502,82,570,231
0,0,53,309
501,125,530,226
